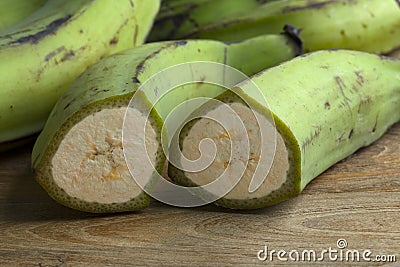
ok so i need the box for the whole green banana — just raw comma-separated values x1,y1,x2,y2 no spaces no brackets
32,33,301,213
169,50,400,209
153,0,400,54
0,0,47,32
0,0,160,145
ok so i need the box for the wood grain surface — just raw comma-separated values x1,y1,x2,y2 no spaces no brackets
0,123,399,267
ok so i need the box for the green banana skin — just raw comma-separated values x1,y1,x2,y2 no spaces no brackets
32,33,301,213
162,0,400,54
0,0,160,145
169,50,400,209
148,0,271,42
0,0,47,32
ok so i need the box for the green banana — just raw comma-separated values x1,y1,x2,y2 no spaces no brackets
0,0,160,145
32,33,301,213
153,0,400,54
169,50,400,209
148,0,268,42
0,0,47,32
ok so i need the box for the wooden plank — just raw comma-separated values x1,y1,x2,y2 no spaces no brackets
0,123,399,266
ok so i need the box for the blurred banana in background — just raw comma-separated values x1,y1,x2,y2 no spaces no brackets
0,0,160,146
149,0,400,54
148,0,276,42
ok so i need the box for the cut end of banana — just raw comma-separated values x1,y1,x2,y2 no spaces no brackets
170,94,296,209
35,104,162,213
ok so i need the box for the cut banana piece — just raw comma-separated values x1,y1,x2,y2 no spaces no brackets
170,50,400,209
51,107,159,204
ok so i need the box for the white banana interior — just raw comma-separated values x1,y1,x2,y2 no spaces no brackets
51,107,159,204
181,102,289,200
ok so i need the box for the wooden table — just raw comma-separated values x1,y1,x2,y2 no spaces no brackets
0,123,399,266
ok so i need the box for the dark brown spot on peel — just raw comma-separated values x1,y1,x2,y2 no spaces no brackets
11,15,72,45
63,96,78,110
355,70,365,86
61,50,75,62
44,46,66,62
134,43,176,77
348,129,354,139
334,76,353,115
109,37,118,45
45,51,57,62
302,125,322,149
372,114,378,133
36,67,45,81
64,101,72,110
324,102,331,109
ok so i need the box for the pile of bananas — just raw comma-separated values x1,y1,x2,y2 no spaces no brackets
1,0,399,212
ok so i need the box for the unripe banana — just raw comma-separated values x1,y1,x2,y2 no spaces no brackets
0,0,160,145
0,0,47,32
155,0,400,54
148,0,269,42
32,33,301,213
169,50,400,209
